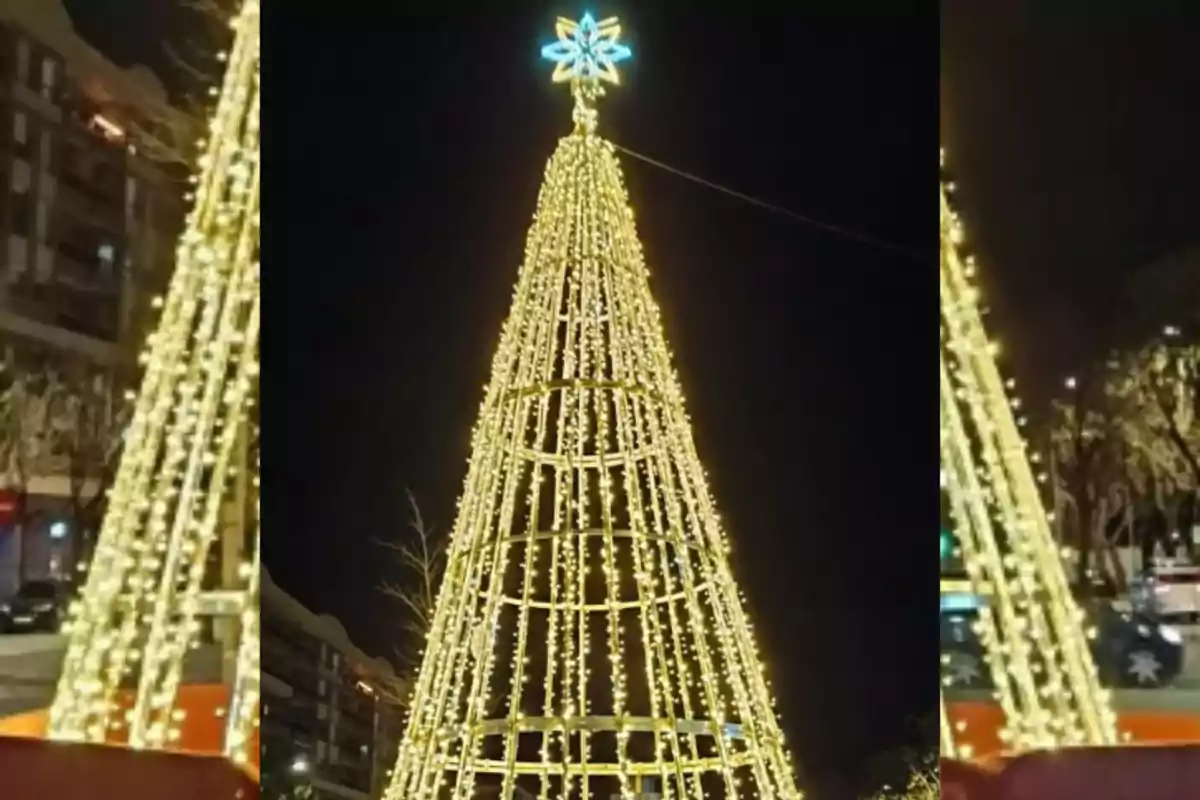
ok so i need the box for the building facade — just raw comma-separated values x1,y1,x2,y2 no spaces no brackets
262,568,403,800
0,1,187,595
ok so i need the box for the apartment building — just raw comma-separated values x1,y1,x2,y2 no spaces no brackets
0,2,187,593
262,568,404,800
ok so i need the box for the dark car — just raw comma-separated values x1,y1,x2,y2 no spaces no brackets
0,581,66,634
940,591,1185,689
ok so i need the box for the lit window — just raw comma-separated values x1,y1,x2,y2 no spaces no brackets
13,112,27,145
98,244,115,262
90,114,125,142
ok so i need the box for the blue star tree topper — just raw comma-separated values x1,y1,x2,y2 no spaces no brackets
541,13,632,132
541,13,632,85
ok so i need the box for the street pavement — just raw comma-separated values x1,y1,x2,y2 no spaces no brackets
1,627,1198,722
0,634,228,720
0,634,62,718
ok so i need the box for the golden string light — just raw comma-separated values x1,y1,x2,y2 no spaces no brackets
386,15,799,800
939,691,963,759
940,150,1118,752
47,0,261,754
224,447,262,766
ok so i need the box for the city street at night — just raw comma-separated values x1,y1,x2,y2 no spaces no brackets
0,1,1198,799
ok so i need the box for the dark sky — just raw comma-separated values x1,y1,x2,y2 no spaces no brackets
942,2,1200,403
75,1,938,796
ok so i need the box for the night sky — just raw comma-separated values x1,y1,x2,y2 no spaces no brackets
942,2,1200,404
70,0,1200,795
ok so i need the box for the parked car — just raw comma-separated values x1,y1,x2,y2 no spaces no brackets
940,590,1185,689
0,581,66,634
1131,561,1200,622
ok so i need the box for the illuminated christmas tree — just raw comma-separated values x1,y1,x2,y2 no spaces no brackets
46,0,261,762
939,150,1118,754
386,14,799,800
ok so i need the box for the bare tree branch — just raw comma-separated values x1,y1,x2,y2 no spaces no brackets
119,0,237,167
0,350,127,582
863,747,938,800
376,489,448,707
163,41,217,88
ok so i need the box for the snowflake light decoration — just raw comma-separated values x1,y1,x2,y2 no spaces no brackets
541,12,632,85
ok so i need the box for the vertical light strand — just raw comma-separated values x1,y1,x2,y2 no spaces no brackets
394,169,555,796
600,179,679,796
599,138,777,794
567,141,593,796
940,154,1117,750
47,0,260,748
940,692,960,758
224,453,262,765
537,169,575,798
555,157,584,797
449,285,538,796
603,136,789,793
131,152,261,750
596,141,720,792
613,240,737,792
421,150,570,798
498,187,563,797
941,346,1037,745
578,144,633,797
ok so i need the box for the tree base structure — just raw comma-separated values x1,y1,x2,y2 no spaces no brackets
947,700,1200,758
0,683,259,771
0,735,259,800
941,745,1200,800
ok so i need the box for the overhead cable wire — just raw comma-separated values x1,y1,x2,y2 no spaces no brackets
612,142,928,262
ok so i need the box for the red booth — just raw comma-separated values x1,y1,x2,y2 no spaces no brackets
0,735,259,799
943,744,1200,800
0,683,259,795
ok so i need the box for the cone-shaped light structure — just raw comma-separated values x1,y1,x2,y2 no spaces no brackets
386,15,800,800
